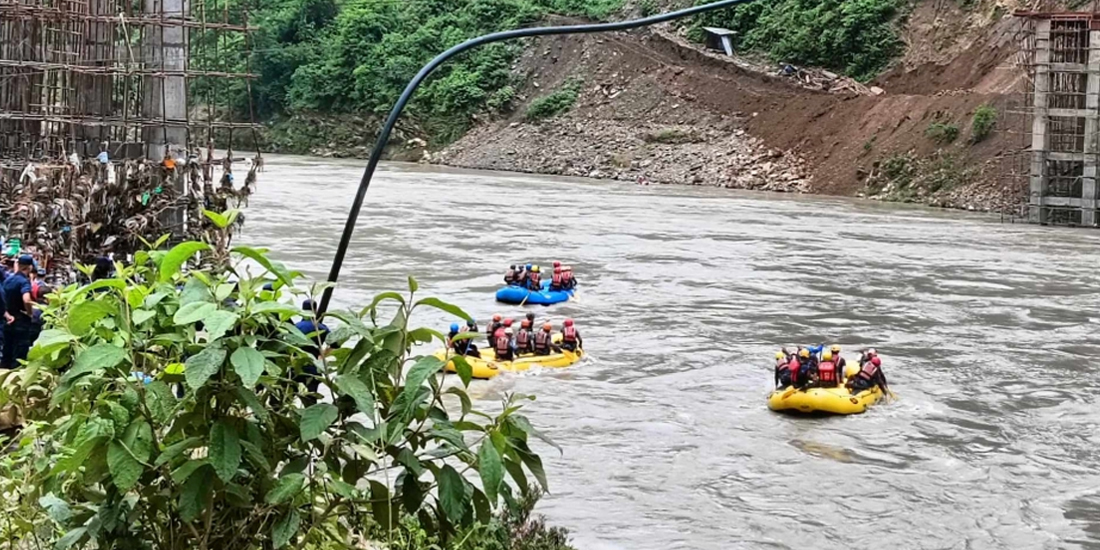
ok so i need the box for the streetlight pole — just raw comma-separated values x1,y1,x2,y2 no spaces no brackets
318,0,753,315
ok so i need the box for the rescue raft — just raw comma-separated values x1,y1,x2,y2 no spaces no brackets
766,364,884,415
495,280,574,305
433,345,584,379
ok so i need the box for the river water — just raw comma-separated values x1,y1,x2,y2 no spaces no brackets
239,154,1100,550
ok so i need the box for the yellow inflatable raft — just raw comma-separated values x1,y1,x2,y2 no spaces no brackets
434,337,584,379
766,363,884,415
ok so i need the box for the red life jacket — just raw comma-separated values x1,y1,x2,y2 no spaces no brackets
495,334,511,355
552,272,563,286
534,330,550,352
788,358,801,382
857,361,879,381
562,326,577,343
516,329,530,348
817,361,837,384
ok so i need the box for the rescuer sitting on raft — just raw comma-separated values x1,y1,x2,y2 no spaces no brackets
848,350,889,395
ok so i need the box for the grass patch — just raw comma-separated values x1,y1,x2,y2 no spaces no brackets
925,121,959,144
971,104,997,143
526,80,582,121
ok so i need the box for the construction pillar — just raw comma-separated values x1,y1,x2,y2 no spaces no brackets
144,0,188,229
1085,29,1100,227
1030,20,1051,224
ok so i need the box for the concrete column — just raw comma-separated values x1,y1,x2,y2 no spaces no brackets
143,0,188,163
143,0,188,231
1084,29,1100,227
1031,20,1052,224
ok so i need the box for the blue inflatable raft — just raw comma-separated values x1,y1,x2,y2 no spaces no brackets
495,280,574,305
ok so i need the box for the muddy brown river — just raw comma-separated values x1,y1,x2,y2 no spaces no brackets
239,154,1100,550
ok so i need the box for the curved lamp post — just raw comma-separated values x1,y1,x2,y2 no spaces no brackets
318,0,753,315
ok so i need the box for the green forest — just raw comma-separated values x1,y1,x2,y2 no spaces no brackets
227,0,905,151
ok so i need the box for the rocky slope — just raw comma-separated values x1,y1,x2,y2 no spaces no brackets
437,0,1030,212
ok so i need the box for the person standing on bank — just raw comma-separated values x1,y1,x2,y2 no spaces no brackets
2,255,36,368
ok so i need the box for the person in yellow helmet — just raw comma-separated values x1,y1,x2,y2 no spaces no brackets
527,264,542,291
829,344,847,382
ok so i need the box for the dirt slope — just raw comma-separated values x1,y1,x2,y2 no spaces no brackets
439,0,1030,211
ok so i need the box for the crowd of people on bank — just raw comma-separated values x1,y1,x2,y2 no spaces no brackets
446,312,583,361
503,261,578,292
774,344,889,395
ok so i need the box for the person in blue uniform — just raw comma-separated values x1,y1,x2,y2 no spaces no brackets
294,299,329,403
2,255,36,368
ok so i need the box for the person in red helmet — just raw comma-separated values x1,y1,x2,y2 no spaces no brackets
516,319,534,354
550,266,564,291
560,318,582,352
533,323,555,355
848,354,888,395
494,327,515,361
486,314,503,343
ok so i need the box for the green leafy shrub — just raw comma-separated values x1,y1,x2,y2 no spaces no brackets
526,80,582,121
971,104,997,143
0,212,555,549
925,121,959,144
690,0,905,81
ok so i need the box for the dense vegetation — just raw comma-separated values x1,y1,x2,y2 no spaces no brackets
237,0,623,147
0,213,573,549
690,0,906,81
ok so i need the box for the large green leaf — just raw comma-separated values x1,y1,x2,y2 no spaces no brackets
209,420,241,482
61,343,127,384
232,246,295,287
173,302,217,325
53,527,88,550
145,380,177,423
123,420,154,463
251,301,301,317
178,464,213,522
184,344,227,389
107,441,143,491
203,310,240,341
335,375,375,415
153,437,201,468
264,473,305,505
38,493,72,524
299,403,338,441
233,387,270,424
230,346,265,387
272,509,300,549
28,329,74,360
508,414,562,454
132,309,157,326
477,438,503,505
158,241,210,282
413,297,471,324
398,355,445,416
436,465,467,521
68,300,116,336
